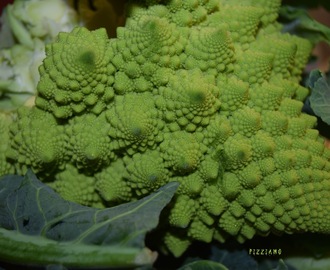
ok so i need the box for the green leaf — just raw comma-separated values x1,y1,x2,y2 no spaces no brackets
306,69,330,125
306,69,324,89
6,4,34,49
0,170,179,268
275,259,289,270
259,259,291,270
210,247,258,270
280,6,330,45
285,257,330,270
177,260,229,270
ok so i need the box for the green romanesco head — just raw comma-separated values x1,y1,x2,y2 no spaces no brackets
35,27,115,118
0,112,15,175
1,0,330,258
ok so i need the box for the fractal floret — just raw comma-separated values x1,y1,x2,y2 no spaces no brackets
1,0,330,257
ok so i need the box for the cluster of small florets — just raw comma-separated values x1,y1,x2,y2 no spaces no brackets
1,0,330,257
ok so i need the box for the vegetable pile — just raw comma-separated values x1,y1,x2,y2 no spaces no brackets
1,0,330,267
0,0,79,109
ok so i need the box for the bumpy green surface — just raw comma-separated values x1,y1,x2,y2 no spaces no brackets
1,0,330,257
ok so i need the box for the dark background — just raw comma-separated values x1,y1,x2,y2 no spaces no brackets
0,0,13,16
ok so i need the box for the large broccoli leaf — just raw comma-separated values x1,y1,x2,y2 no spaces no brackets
306,69,330,125
279,6,330,45
0,170,178,268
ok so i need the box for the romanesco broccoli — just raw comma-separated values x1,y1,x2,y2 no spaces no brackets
1,0,330,257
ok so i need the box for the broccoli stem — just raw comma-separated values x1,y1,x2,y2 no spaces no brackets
0,227,155,267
